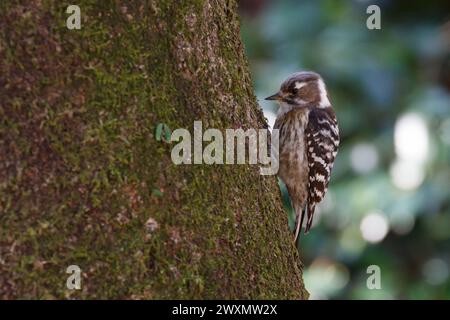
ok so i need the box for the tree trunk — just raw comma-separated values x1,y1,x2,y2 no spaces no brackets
0,1,308,299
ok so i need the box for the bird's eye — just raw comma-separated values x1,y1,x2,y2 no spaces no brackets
291,88,298,95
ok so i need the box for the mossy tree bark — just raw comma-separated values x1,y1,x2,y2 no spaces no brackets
0,1,308,299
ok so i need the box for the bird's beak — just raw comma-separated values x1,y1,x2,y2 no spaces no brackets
265,92,281,101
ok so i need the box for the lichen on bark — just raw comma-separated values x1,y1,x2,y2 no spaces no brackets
0,0,308,299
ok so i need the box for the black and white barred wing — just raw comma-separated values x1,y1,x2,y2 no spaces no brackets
304,108,339,233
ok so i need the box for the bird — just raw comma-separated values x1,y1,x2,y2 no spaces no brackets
265,71,340,244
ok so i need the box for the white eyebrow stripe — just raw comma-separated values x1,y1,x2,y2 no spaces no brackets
294,81,307,89
317,78,331,108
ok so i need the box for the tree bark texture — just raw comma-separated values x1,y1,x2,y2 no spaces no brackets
0,0,308,299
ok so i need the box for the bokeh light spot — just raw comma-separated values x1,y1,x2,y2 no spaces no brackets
390,159,425,190
304,258,350,300
394,113,429,163
350,143,379,173
360,211,389,243
422,258,449,286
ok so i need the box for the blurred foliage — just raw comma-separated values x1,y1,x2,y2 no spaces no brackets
240,0,450,299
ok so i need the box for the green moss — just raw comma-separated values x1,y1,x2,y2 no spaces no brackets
0,0,308,299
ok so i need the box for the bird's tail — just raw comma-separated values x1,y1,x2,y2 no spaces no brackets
294,205,307,245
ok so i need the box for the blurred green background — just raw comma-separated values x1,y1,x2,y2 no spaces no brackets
239,0,450,299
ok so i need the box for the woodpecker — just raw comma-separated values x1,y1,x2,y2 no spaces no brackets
266,71,340,243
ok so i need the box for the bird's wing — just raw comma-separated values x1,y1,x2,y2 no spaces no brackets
304,107,340,233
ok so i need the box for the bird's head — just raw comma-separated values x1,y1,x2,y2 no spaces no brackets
265,71,331,112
